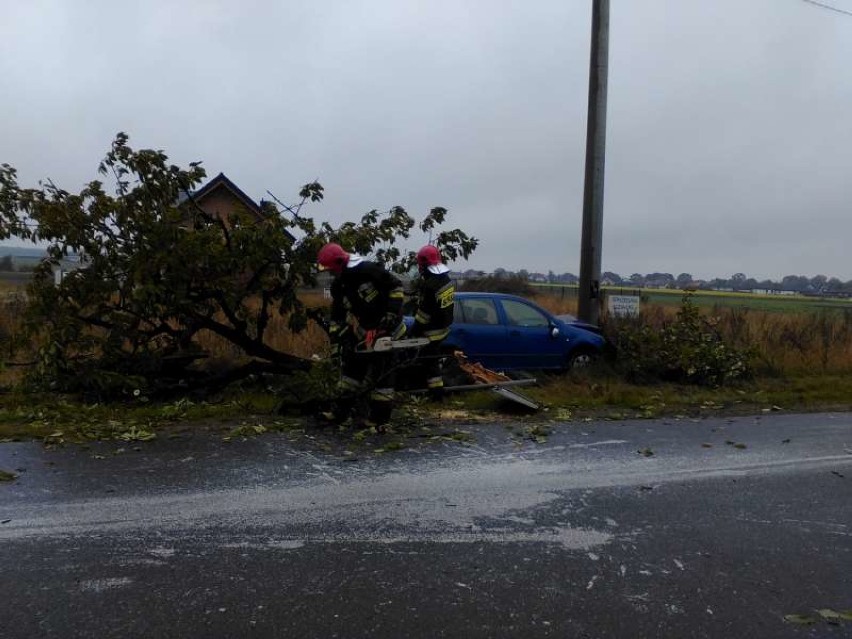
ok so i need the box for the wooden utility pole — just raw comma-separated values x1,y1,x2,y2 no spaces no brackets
577,0,610,324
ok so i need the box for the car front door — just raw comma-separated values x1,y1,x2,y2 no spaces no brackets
497,298,563,369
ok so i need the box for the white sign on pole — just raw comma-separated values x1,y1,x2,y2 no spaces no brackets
607,294,640,317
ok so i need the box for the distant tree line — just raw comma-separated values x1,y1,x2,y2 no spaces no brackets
0,255,39,273
450,268,852,295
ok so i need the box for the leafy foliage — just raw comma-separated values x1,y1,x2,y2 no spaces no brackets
0,133,477,397
607,294,754,386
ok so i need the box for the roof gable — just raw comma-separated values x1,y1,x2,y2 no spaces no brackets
178,173,296,242
187,172,264,221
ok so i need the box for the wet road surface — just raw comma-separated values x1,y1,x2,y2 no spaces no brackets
2,411,852,637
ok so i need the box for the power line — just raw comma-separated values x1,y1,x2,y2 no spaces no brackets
801,0,852,18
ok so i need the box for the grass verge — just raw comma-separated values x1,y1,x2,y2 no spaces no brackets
1,370,850,446
526,371,852,421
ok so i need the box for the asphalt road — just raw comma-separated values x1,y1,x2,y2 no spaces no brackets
2,411,852,638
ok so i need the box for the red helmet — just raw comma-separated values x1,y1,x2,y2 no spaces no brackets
416,245,442,270
317,242,349,274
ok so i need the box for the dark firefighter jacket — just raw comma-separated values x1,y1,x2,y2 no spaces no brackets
410,271,455,341
329,261,405,334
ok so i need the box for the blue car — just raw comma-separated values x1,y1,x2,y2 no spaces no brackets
407,292,606,373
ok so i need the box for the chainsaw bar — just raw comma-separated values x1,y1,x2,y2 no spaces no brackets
369,337,431,352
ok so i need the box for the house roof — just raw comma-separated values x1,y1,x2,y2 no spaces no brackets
178,172,296,242
179,172,265,221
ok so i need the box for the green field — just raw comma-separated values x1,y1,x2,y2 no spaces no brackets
530,283,852,314
640,288,852,313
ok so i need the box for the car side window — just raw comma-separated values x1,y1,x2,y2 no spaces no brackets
501,299,549,328
459,299,499,325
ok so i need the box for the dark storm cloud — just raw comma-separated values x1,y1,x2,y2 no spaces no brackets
2,0,851,280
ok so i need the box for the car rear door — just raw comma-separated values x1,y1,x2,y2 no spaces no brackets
497,298,563,369
452,296,509,370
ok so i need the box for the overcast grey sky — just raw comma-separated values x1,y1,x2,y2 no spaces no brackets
2,0,851,280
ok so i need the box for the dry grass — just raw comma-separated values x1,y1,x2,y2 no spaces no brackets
0,291,32,386
4,288,852,387
0,290,334,386
714,307,852,375
187,291,333,364
1,288,851,431
535,295,852,376
529,293,578,317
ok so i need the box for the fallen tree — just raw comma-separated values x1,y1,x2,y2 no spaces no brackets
0,133,477,397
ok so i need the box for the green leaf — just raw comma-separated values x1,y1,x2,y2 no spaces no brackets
817,609,842,621
0,470,17,482
554,408,573,420
117,425,156,442
783,614,818,625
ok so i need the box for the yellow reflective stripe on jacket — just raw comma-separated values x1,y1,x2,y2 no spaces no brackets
424,328,450,341
415,310,431,324
391,322,407,340
436,283,455,309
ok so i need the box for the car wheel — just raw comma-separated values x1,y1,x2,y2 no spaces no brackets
566,346,599,370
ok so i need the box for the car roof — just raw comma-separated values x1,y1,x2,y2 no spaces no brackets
455,292,531,301
455,291,556,307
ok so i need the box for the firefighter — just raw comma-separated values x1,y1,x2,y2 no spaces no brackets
409,245,455,398
317,242,405,425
